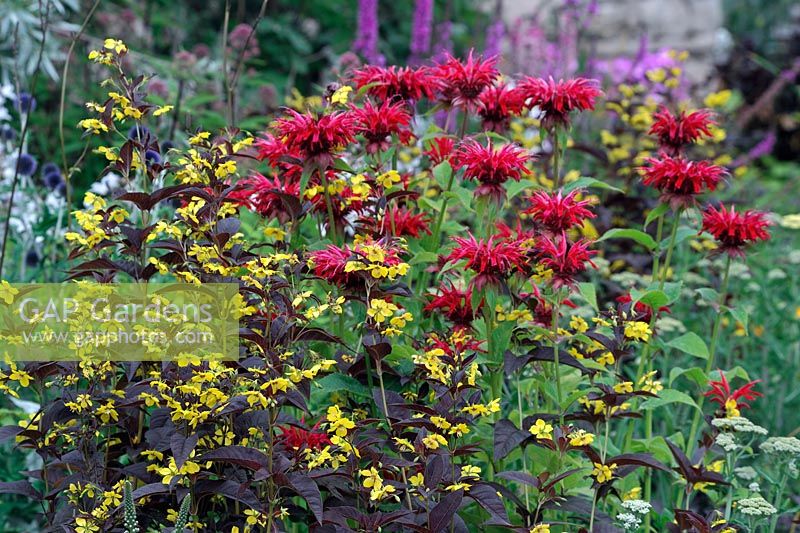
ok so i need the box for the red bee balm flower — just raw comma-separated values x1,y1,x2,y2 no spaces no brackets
273,109,355,168
279,421,331,450
445,233,526,290
436,50,500,111
351,98,413,154
424,136,456,166
705,370,762,417
524,189,595,232
232,173,301,222
517,76,602,128
535,233,597,287
649,107,715,153
477,84,525,132
453,139,531,202
352,65,437,102
640,155,726,207
379,206,431,238
701,204,771,257
425,283,480,328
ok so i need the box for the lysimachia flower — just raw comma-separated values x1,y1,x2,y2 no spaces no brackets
517,76,602,128
308,237,409,288
701,204,771,258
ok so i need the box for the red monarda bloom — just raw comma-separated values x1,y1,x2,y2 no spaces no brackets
232,172,301,222
352,65,437,102
524,189,595,232
436,50,500,111
701,204,771,257
445,233,526,290
254,133,304,181
517,76,602,128
640,155,726,207
425,283,480,328
379,205,431,238
453,139,531,202
705,370,762,417
309,239,406,288
279,421,331,451
535,233,596,287
649,107,715,153
273,109,355,168
616,293,670,324
351,98,413,154
424,136,456,166
477,84,525,132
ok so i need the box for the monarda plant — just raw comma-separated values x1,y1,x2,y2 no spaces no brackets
0,39,791,533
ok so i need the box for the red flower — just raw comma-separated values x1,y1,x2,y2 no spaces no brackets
445,233,526,290
535,233,596,287
351,98,413,154
436,50,500,111
517,76,602,128
640,155,726,207
524,189,595,232
424,136,456,166
309,238,406,288
701,204,771,257
273,109,355,168
352,65,438,102
253,133,304,181
477,84,525,132
649,107,715,153
453,139,531,202
232,172,301,222
425,283,480,327
616,293,670,323
379,205,431,238
705,370,762,417
279,420,331,451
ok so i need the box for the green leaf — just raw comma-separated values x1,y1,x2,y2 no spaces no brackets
315,373,370,398
644,203,669,229
726,305,749,335
666,332,709,359
409,251,439,265
564,177,623,194
577,282,598,311
669,367,708,388
630,288,668,309
597,228,658,250
451,186,473,210
695,287,719,303
505,179,538,201
640,389,700,411
433,161,453,190
333,158,355,173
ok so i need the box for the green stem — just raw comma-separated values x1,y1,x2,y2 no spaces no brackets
552,297,564,425
319,167,340,245
769,469,789,533
686,254,732,455
552,128,562,190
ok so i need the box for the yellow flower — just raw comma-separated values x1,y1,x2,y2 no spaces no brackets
0,280,18,304
422,433,448,450
614,381,634,394
103,38,128,54
592,462,617,483
529,418,553,440
376,170,401,188
530,525,551,533
330,85,353,106
78,118,109,134
153,105,174,116
569,315,589,333
409,472,424,487
624,321,652,342
568,429,595,447
326,405,355,437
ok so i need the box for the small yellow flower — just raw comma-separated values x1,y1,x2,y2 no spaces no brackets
103,38,128,54
529,418,553,440
330,85,353,106
0,280,19,304
592,462,617,483
624,321,652,342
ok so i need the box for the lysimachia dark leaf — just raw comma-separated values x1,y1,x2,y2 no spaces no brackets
493,419,529,460
201,445,270,471
0,481,41,500
468,482,511,526
497,470,541,489
429,489,463,532
286,473,323,524
170,433,199,469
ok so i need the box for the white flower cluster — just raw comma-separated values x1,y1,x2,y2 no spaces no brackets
617,499,652,531
760,436,800,456
735,466,758,481
715,432,739,452
737,496,777,517
712,416,768,435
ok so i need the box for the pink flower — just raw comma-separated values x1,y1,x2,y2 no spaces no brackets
436,50,500,111
273,109,355,168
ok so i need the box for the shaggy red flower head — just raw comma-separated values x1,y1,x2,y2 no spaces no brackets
279,420,331,451
649,107,715,153
309,238,407,288
640,155,726,207
453,139,531,203
705,370,762,417
425,283,480,328
436,50,500,111
517,76,602,128
232,172,301,222
379,205,431,238
253,133,304,181
477,84,525,132
524,189,595,233
445,233,526,290
424,136,456,166
616,293,670,323
701,204,771,258
351,98,413,154
273,109,355,168
535,233,597,288
352,65,437,102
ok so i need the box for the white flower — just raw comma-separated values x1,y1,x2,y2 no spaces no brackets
761,436,800,456
712,416,768,435
737,496,777,517
715,432,738,452
748,482,760,492
621,499,652,515
735,466,758,481
616,512,642,531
